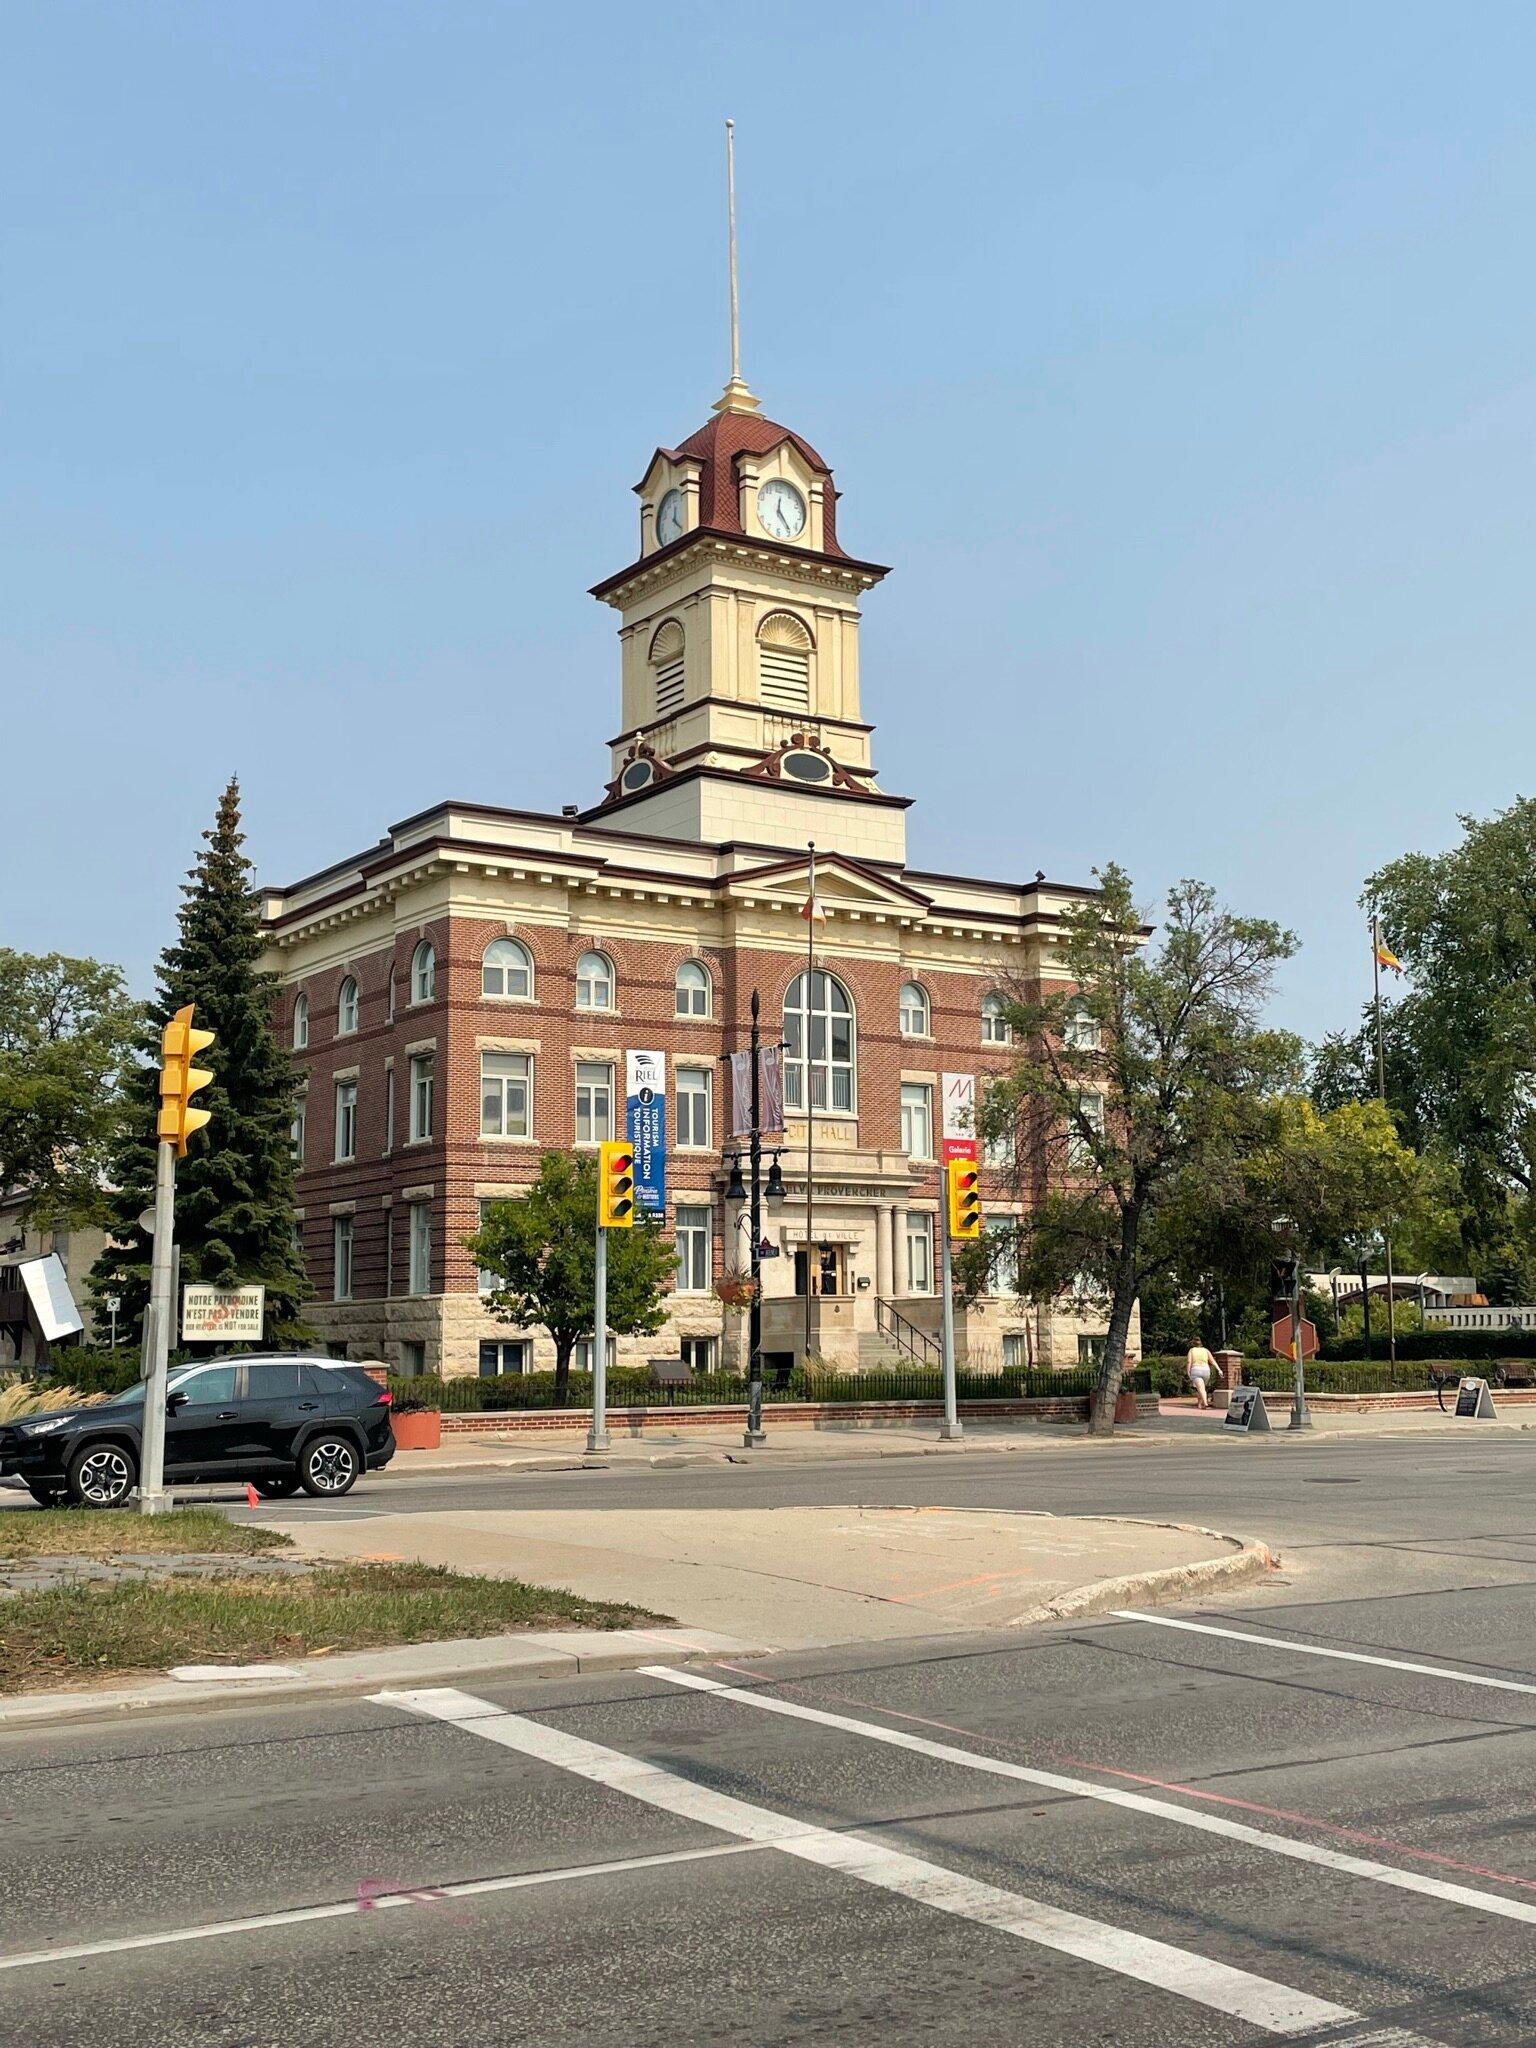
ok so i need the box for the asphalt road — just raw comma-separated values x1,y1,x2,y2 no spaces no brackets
4,1433,1536,2042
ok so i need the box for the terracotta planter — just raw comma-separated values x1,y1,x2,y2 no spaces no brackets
1113,1389,1140,1424
390,1408,442,1451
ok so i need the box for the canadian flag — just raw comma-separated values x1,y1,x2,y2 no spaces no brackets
800,893,826,925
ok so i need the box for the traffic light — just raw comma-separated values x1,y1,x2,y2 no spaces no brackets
157,1004,215,1158
946,1157,982,1240
1270,1254,1299,1300
598,1140,635,1229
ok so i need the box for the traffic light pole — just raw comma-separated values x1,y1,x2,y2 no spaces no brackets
1289,1255,1312,1432
138,1137,178,1514
588,1219,609,1454
938,1200,962,1442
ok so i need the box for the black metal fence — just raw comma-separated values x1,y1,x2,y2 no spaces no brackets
389,1363,1113,1413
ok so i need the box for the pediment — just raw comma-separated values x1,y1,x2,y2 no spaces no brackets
723,850,931,919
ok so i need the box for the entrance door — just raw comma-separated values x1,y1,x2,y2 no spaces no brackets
793,1244,846,1297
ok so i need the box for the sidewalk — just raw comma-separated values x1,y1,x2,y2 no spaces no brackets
274,1501,1272,1651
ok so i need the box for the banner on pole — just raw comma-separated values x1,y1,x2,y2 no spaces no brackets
730,1045,784,1137
182,1283,266,1343
941,1073,978,1162
625,1051,667,1219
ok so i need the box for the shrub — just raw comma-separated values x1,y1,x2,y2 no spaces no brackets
36,1347,140,1396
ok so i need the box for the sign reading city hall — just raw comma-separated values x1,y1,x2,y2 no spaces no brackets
181,1283,266,1344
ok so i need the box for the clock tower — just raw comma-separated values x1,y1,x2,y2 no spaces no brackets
586,375,910,864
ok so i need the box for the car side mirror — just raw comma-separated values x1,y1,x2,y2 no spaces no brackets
166,1390,188,1412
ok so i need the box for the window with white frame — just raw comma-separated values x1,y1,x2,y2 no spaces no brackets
408,1200,432,1295
337,977,360,1035
575,1061,613,1144
409,1053,434,1142
334,1078,357,1162
574,1335,616,1372
675,960,711,1017
681,1336,717,1375
904,1212,933,1294
783,969,855,1112
900,1082,934,1160
1002,1332,1029,1371
411,941,436,1004
290,1099,306,1165
984,1214,1019,1294
1069,1090,1104,1168
575,950,614,1011
475,1197,503,1295
676,1066,712,1149
333,1215,355,1301
674,1203,712,1292
982,1079,1011,1168
483,937,533,1000
384,1066,395,1151
293,993,309,1050
479,1339,531,1378
899,982,930,1037
1063,998,1100,1051
981,992,1012,1045
480,1051,531,1138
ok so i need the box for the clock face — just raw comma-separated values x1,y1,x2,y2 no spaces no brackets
757,478,807,541
656,489,685,546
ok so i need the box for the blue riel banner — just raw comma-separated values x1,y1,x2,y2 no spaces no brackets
626,1050,667,1220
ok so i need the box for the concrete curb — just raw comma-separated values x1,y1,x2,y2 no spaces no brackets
0,1626,767,1734
1010,1517,1278,1627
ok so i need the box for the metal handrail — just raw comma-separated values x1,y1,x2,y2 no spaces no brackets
875,1298,942,1369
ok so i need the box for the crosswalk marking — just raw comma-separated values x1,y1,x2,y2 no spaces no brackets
645,1665,1536,1927
377,1686,1448,2044
1112,1609,1536,1695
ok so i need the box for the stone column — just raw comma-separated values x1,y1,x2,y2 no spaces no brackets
875,1203,895,1301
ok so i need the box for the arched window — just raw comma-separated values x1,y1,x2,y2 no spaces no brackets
757,611,813,713
337,977,359,1035
783,970,856,1113
575,950,614,1012
899,981,929,1037
483,936,533,1000
981,992,1011,1046
649,619,685,718
675,960,711,1018
292,992,309,1050
411,941,436,1005
1063,998,1100,1051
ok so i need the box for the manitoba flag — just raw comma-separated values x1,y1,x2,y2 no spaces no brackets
1374,940,1404,975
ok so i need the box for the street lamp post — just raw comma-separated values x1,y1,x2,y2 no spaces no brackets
725,991,781,1448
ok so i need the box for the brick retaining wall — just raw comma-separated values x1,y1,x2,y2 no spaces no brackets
435,1392,1161,1434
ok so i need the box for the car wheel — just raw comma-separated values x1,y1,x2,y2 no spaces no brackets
25,1482,65,1509
298,1435,359,1498
66,1441,137,1510
255,1475,299,1499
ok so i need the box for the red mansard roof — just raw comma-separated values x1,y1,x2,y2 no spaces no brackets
659,409,846,557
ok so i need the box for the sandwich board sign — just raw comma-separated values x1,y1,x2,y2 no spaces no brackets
1224,1385,1272,1433
1454,1376,1497,1420
181,1283,265,1344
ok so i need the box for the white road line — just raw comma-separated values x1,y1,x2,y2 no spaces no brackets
645,1667,1536,1929
378,1685,1444,2044
1111,1610,1536,1696
0,1841,761,1975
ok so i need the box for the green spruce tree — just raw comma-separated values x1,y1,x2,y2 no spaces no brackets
91,779,308,1345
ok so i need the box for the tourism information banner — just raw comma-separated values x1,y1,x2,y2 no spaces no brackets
626,1050,667,1219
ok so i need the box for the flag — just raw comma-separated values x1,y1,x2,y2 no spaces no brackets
1374,941,1404,975
730,1046,784,1136
800,892,826,926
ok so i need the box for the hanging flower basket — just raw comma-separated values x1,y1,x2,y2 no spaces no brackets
715,1277,759,1307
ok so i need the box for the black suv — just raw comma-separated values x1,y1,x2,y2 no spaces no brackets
0,1355,396,1508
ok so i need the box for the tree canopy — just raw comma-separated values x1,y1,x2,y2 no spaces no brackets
90,779,308,1343
0,950,141,1227
468,1151,677,1401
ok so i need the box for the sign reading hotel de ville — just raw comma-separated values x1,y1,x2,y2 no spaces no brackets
625,1051,667,1219
941,1073,978,1163
181,1283,266,1344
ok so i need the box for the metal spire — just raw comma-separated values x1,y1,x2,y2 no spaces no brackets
714,119,761,416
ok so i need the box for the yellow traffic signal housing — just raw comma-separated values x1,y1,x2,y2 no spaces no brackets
598,1140,635,1229
158,1003,216,1157
947,1157,982,1240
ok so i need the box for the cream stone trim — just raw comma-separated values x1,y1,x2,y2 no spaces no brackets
481,1133,540,1147
404,1037,436,1058
571,1045,621,1065
380,1195,393,1209
477,1035,540,1055
402,1184,435,1202
331,1064,360,1083
328,1200,357,1217
473,1181,534,1197
900,1069,939,1087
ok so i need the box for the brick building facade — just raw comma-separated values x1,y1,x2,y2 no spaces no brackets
260,372,1118,1379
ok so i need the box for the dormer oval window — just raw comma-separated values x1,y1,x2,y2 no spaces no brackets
621,759,656,793
783,750,832,784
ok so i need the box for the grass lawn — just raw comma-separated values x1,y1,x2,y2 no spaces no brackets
0,1514,668,1694
0,1506,285,1561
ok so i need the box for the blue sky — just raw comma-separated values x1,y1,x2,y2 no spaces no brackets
7,2,1533,1040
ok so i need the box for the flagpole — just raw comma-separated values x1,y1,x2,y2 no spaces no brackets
1372,914,1398,1369
803,841,817,1366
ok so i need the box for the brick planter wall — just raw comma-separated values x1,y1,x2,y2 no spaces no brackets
434,1392,1160,1434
